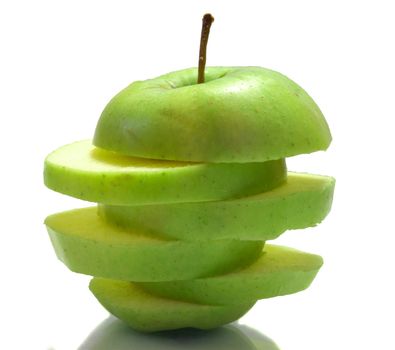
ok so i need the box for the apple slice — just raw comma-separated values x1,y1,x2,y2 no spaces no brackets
99,173,335,241
89,278,255,332
94,66,331,163
45,207,264,282
44,140,286,205
137,245,323,305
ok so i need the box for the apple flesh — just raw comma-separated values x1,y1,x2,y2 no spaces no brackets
44,140,286,205
94,67,331,163
99,173,335,241
88,244,323,331
45,207,264,282
89,278,255,332
137,244,323,305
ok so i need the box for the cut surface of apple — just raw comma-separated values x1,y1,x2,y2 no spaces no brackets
100,173,335,241
137,245,323,305
89,278,255,332
94,67,331,163
44,140,287,205
45,207,264,282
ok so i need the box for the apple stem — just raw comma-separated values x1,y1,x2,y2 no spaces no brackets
198,13,214,84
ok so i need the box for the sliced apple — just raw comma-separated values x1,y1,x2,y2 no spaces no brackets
137,245,323,305
89,278,255,332
44,140,286,205
45,207,264,282
99,173,335,241
94,66,331,163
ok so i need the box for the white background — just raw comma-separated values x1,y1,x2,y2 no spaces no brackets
1,1,394,349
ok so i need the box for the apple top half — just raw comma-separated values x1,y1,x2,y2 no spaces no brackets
94,67,331,163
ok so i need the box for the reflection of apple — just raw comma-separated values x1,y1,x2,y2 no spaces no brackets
44,140,286,205
79,317,280,350
78,317,279,350
94,66,331,163
99,173,335,240
45,207,264,281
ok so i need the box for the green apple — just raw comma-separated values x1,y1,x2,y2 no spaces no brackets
94,67,331,163
89,278,255,332
45,207,264,282
99,173,335,241
137,244,323,305
44,140,286,205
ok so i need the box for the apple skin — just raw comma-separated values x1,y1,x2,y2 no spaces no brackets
94,67,331,163
88,244,322,331
99,172,335,241
45,207,264,282
137,244,323,305
89,278,255,332
44,140,286,205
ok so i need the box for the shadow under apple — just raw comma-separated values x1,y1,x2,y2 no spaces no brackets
78,317,280,350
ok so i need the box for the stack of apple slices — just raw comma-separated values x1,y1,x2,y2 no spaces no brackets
44,67,335,332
